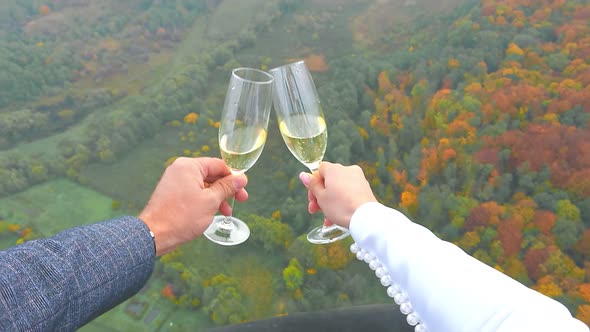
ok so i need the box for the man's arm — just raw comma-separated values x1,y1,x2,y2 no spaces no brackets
0,157,249,331
0,216,155,331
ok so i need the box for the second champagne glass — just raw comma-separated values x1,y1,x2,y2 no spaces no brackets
270,61,350,244
203,68,274,246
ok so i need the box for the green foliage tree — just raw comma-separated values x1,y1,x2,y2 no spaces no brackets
203,274,247,326
247,214,294,254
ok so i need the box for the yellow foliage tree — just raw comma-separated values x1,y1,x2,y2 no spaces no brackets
271,210,281,219
326,242,352,270
502,255,529,282
534,275,563,298
457,231,480,251
377,71,393,93
506,43,525,57
400,191,418,215
358,127,369,140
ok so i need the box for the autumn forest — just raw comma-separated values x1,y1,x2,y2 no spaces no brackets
0,0,589,330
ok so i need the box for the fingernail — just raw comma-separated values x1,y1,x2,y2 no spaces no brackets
232,175,247,190
299,172,311,186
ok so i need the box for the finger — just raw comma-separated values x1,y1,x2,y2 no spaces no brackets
323,218,333,226
307,189,315,203
207,174,248,202
234,188,249,202
307,190,319,212
219,200,232,216
318,161,334,179
308,200,320,214
299,172,312,188
204,174,249,192
307,172,325,198
197,157,232,179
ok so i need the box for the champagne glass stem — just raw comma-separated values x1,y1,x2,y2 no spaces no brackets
223,197,237,223
309,166,328,226
219,196,236,234
206,195,249,245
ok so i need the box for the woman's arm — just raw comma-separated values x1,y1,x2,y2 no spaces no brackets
350,202,588,332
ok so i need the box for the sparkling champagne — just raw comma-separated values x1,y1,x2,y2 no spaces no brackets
279,114,327,170
220,127,267,173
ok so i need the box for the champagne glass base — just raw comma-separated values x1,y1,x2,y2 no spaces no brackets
307,224,350,244
204,216,250,246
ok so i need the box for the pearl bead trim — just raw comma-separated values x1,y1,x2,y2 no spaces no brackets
350,243,428,332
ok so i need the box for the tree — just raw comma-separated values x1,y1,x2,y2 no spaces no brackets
524,246,550,280
202,274,247,325
545,53,570,72
552,199,584,250
247,214,294,254
576,305,590,327
183,112,199,124
552,217,584,250
574,230,590,257
498,216,524,256
533,210,557,236
38,4,52,15
283,258,304,292
534,275,563,298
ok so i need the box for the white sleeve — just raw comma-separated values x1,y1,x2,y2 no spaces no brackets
349,202,589,332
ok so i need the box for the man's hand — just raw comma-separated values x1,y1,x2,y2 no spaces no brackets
139,157,248,256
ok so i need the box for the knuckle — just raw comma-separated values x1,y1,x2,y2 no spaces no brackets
171,157,190,169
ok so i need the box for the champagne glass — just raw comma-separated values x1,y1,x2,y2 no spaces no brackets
203,68,274,246
270,61,350,244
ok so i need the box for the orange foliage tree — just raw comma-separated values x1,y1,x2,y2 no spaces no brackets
576,305,590,327
497,216,524,257
184,112,199,124
524,246,550,280
39,4,51,15
304,54,329,73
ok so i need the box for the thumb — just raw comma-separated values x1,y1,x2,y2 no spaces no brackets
208,174,248,201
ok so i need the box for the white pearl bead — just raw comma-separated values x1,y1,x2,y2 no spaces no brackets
415,323,427,332
375,267,387,278
406,312,420,326
394,292,408,305
400,302,413,315
363,253,375,263
386,285,400,298
356,250,366,260
350,243,359,254
380,275,392,287
369,260,381,270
